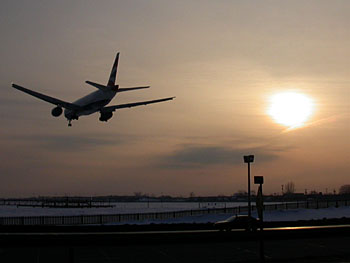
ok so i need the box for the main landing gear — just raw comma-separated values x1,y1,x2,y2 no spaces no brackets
67,115,78,127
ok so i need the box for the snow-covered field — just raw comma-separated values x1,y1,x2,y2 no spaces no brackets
1,202,349,225
109,206,350,225
0,202,247,217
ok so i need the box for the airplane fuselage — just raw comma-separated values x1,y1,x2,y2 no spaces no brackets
64,89,117,120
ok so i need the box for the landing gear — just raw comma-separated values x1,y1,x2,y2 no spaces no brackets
67,115,78,127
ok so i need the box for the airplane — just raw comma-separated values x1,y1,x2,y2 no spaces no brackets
12,53,175,127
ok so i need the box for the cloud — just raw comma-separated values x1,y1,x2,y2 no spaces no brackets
10,133,137,151
159,144,281,169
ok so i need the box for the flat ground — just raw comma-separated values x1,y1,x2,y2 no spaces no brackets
1,228,350,262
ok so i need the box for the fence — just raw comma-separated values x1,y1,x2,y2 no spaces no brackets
0,200,348,226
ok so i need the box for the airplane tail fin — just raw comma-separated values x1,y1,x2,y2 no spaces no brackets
107,52,119,88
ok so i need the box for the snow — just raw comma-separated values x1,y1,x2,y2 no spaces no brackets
262,206,350,222
1,202,349,225
108,206,350,225
0,202,247,217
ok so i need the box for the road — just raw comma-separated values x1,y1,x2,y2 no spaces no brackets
1,225,350,262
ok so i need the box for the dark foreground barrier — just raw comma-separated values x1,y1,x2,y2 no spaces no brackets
0,200,348,226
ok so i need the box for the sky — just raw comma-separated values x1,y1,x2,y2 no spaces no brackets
0,0,349,197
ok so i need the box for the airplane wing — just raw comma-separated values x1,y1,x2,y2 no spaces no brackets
12,83,81,111
101,97,175,112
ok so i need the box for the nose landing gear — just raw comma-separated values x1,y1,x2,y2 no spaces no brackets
68,120,72,127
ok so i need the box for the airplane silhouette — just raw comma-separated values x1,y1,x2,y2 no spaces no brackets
12,53,175,126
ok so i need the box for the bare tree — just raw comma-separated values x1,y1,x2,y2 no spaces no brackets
235,190,248,196
284,182,295,194
339,185,350,194
134,192,143,197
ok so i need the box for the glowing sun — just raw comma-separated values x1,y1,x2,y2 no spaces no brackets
268,92,314,128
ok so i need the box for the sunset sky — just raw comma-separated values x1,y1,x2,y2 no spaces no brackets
0,0,349,197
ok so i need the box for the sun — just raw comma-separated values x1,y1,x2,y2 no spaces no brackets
268,92,314,128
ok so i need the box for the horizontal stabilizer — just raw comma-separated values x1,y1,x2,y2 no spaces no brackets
117,86,150,92
85,81,111,92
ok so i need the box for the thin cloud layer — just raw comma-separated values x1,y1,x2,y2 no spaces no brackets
160,145,279,169
10,134,137,151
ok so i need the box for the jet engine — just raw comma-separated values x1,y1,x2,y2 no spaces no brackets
51,106,63,117
99,111,113,122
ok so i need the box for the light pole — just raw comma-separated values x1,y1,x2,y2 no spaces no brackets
243,155,254,218
254,175,265,263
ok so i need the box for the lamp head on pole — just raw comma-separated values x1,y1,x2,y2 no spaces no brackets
254,176,264,185
243,155,254,163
